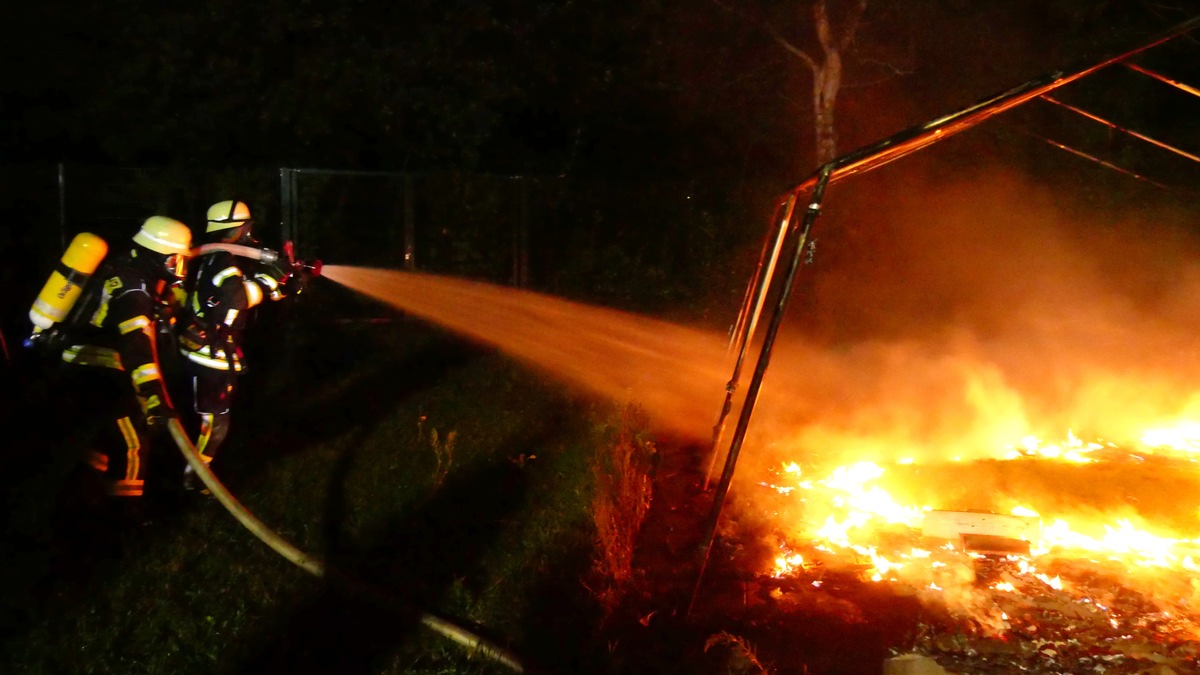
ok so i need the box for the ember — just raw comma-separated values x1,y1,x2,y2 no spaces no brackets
754,430,1200,672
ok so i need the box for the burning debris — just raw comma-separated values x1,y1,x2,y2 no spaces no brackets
745,430,1200,673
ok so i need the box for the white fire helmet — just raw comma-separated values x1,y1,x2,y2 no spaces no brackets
133,216,192,256
133,216,192,278
206,200,253,233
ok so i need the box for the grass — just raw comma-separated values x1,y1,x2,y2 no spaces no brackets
588,405,656,619
0,299,661,675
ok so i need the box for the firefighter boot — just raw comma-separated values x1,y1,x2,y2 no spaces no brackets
182,461,212,496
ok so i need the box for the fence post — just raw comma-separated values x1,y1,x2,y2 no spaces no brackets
403,173,416,270
57,163,67,250
279,168,295,247
513,177,530,287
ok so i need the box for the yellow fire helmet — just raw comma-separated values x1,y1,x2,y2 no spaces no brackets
133,216,192,256
206,200,253,233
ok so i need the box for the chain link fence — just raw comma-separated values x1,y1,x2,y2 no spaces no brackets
1,162,743,362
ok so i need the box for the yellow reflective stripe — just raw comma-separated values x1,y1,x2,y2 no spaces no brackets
90,302,108,326
183,349,240,371
223,308,240,326
118,315,151,335
88,451,109,473
109,480,144,497
243,280,263,308
257,273,285,301
116,417,141,482
131,363,161,384
254,273,279,291
62,345,125,370
32,297,68,322
213,266,243,285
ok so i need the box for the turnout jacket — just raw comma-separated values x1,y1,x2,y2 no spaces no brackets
178,250,288,372
61,252,181,416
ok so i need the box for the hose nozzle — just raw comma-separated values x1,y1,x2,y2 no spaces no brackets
295,259,323,277
280,241,321,277
258,248,281,266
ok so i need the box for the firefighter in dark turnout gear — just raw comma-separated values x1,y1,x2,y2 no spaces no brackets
60,216,193,498
178,200,301,489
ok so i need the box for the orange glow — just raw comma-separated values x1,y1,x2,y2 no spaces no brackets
322,168,1200,645
320,265,733,440
759,429,1200,637
322,261,1200,638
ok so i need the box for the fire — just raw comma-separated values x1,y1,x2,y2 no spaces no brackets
1001,431,1100,463
1141,421,1200,456
761,428,1200,639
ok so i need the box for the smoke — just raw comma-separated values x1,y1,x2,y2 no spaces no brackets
321,149,1200,635
727,158,1200,535
324,162,1199,534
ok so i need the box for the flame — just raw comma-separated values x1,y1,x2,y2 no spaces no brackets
1001,431,1100,463
762,428,1200,638
1141,421,1200,455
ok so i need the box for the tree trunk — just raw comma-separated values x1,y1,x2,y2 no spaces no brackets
813,50,842,165
812,0,855,166
729,0,866,167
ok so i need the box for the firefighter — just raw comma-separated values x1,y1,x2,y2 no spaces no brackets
59,216,193,499
178,200,302,490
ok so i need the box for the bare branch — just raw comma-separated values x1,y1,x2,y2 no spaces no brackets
838,0,868,51
814,0,834,53
767,23,818,71
841,71,907,89
710,0,817,71
854,56,914,78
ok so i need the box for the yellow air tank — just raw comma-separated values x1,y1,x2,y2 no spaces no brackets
29,232,109,332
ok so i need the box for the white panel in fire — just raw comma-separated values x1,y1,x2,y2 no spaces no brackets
921,510,1042,549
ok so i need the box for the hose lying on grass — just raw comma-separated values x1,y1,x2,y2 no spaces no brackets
167,419,527,673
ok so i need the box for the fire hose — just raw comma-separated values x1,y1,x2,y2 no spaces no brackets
190,242,324,277
191,242,280,263
167,417,527,672
179,243,525,669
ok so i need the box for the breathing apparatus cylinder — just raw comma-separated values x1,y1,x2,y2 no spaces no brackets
29,232,109,333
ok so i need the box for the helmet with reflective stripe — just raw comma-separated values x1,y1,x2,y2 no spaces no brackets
133,216,192,255
206,200,253,233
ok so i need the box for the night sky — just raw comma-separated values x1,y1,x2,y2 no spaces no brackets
3,0,1198,187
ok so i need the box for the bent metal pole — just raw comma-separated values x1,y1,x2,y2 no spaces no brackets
167,420,528,673
687,164,833,618
688,13,1200,616
704,193,798,491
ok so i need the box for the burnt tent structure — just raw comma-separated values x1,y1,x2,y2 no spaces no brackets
690,14,1200,614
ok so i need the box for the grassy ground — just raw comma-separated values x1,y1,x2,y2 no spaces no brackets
0,294,658,674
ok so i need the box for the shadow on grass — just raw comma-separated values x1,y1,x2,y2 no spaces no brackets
0,359,66,639
516,542,607,675
218,311,489,484
0,356,192,655
229,458,530,674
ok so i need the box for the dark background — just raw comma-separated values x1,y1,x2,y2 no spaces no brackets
2,1,1196,175
1,0,1199,350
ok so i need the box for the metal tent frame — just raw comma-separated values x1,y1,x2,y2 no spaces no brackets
689,14,1200,615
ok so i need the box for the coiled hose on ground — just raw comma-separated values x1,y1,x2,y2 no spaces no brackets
167,419,527,672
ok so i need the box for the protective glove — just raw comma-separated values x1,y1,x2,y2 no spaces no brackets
142,399,181,439
282,272,305,296
24,326,67,356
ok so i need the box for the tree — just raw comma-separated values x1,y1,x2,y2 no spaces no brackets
714,0,870,166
